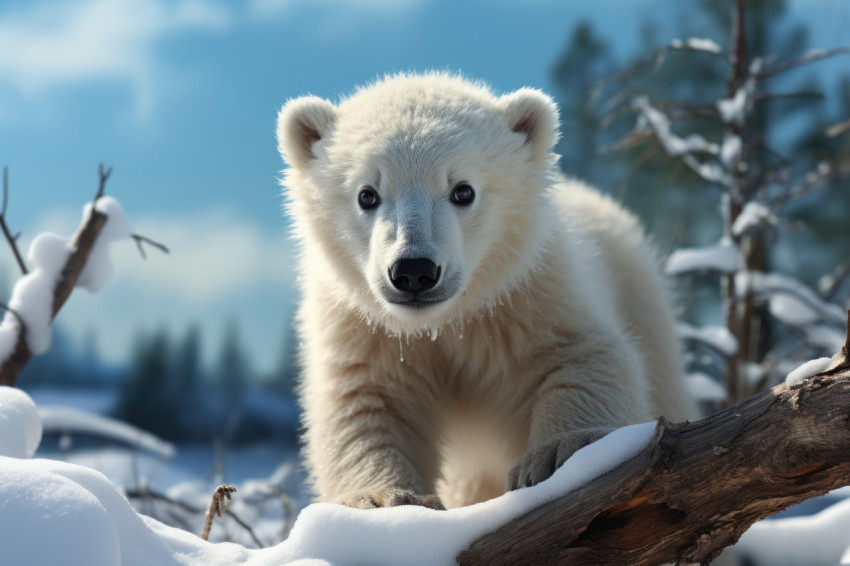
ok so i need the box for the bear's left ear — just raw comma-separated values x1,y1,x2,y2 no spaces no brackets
499,88,560,162
277,96,337,170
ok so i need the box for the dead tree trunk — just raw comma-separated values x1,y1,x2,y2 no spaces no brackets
458,316,850,566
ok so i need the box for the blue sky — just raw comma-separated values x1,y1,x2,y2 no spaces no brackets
0,0,848,374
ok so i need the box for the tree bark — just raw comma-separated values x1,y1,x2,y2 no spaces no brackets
458,325,850,566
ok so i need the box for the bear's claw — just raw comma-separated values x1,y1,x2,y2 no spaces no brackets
337,488,446,510
507,428,611,491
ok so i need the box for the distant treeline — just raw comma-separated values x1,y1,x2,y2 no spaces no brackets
19,318,301,444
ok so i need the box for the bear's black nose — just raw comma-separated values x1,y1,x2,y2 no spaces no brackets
390,258,440,292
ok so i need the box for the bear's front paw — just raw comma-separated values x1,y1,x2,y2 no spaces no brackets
507,428,611,490
335,488,445,510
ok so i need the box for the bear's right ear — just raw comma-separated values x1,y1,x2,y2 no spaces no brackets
499,88,560,163
277,96,337,170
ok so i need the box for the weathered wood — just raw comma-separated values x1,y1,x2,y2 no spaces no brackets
458,345,850,566
0,209,107,386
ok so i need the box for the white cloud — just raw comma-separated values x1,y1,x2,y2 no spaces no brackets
25,206,297,304
247,0,423,22
111,209,297,304
0,0,230,118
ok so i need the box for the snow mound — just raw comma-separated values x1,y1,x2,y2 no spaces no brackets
0,386,43,458
785,357,833,387
0,399,656,566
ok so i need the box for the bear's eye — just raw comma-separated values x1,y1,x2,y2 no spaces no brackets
358,186,380,210
450,182,475,206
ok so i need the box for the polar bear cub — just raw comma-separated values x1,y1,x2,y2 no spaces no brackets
277,73,696,509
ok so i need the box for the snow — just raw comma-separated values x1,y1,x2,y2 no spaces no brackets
633,96,720,157
677,322,738,356
731,201,776,237
665,237,739,275
78,196,134,293
633,96,719,156
785,356,833,387
669,38,722,54
39,405,175,458
0,232,70,359
0,386,42,458
737,496,850,566
804,323,846,352
716,59,760,126
719,132,742,170
684,372,727,402
764,273,846,327
717,86,748,126
0,386,658,566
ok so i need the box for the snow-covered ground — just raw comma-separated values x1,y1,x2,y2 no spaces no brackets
4,385,850,565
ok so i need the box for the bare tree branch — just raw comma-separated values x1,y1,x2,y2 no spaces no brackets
0,166,112,386
755,47,850,80
1,167,28,276
131,233,170,260
95,163,112,202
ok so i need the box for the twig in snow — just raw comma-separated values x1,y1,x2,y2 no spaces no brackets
126,488,204,514
223,507,264,548
131,233,170,259
127,487,264,548
201,484,237,541
0,167,28,276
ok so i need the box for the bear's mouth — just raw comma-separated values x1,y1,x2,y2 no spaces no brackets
388,297,447,309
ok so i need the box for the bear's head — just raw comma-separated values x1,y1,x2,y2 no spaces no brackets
278,73,559,334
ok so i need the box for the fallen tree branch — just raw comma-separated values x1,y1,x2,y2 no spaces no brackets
457,312,850,566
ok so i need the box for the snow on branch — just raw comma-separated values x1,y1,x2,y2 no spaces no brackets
632,96,719,157
677,322,739,357
730,201,777,237
0,166,165,386
668,38,722,55
665,237,739,276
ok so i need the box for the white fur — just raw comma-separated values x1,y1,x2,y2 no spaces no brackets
277,73,697,509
